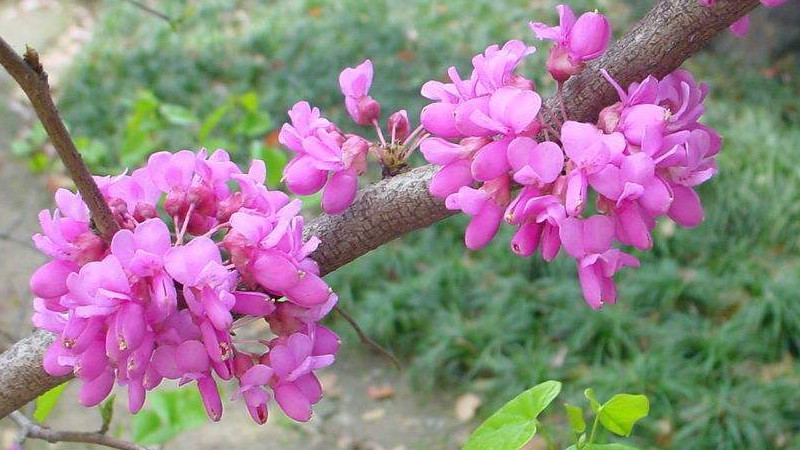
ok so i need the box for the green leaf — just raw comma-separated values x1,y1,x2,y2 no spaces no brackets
131,388,208,445
33,383,68,423
234,113,272,138
99,395,115,432
565,403,586,434
584,444,640,450
198,102,232,142
598,394,650,437
159,103,199,126
239,91,259,113
584,388,601,413
463,380,562,450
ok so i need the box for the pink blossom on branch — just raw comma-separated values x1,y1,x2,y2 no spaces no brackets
530,4,612,81
421,36,721,308
32,149,339,424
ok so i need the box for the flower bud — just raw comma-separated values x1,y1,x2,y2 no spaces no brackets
546,45,582,83
568,12,611,61
387,110,410,141
345,95,381,126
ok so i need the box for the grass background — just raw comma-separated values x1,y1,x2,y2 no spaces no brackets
17,0,800,448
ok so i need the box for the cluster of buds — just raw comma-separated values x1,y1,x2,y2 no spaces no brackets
31,149,338,424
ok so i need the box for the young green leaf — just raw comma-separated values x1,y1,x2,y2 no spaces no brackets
598,394,650,437
99,394,116,433
159,104,199,126
33,383,68,423
198,102,233,142
584,388,601,413
565,403,586,434
463,380,562,450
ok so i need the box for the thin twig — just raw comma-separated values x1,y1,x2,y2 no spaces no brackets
334,305,402,371
120,0,173,24
10,411,149,450
0,37,119,242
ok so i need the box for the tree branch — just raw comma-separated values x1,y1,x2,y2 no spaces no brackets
10,411,149,450
120,0,173,24
0,37,120,242
0,0,760,420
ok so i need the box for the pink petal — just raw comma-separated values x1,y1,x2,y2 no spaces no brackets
79,369,115,407
253,250,301,293
321,170,358,214
577,262,604,309
471,139,511,182
284,156,328,196
568,12,611,61
30,260,77,299
511,222,542,257
285,273,331,306
668,184,704,227
176,340,211,374
275,384,312,422
429,160,474,199
464,202,503,250
420,138,467,165
198,376,223,421
420,103,461,139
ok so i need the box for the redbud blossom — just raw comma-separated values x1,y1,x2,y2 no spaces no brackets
530,5,611,81
31,149,339,424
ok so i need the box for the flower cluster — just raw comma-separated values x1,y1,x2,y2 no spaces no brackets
698,0,791,38
279,60,427,214
422,5,720,309
31,149,339,424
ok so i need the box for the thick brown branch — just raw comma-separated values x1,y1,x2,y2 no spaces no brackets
0,37,119,241
304,165,453,275
10,411,148,450
0,0,760,420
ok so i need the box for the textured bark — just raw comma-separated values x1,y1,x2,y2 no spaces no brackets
0,330,67,415
0,0,760,419
305,165,454,276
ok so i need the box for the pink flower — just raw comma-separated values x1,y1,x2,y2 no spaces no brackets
559,216,639,308
560,121,626,215
507,138,564,187
505,189,566,260
280,106,369,214
266,329,337,422
32,147,341,423
729,16,749,38
530,5,611,81
445,177,510,250
339,60,381,126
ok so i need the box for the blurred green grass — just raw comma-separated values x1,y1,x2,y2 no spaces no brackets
43,0,800,448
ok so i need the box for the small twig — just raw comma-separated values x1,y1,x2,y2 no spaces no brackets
10,411,148,450
120,0,173,24
0,37,119,242
334,305,402,371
